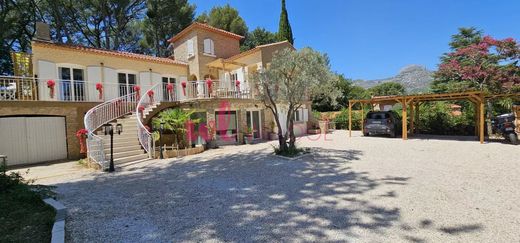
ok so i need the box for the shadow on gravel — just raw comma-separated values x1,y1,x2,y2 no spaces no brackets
55,147,412,241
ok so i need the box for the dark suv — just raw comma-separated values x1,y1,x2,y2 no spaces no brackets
363,111,401,137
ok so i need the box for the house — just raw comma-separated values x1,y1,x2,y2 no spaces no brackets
0,22,310,167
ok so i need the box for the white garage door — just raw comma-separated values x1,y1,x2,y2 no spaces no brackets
0,117,67,166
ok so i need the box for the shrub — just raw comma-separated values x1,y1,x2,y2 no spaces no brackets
334,108,363,130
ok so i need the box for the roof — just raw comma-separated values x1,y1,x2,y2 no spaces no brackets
168,22,244,43
32,40,188,66
206,41,294,69
225,40,294,62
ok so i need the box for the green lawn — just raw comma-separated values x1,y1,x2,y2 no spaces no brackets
0,171,56,242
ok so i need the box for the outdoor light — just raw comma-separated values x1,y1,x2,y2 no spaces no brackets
116,123,123,135
159,122,165,159
103,123,113,135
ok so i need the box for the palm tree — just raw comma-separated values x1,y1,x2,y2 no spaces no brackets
152,109,200,148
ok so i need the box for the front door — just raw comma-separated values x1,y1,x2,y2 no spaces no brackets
246,110,262,139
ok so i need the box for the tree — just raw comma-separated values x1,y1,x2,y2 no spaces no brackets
143,0,195,56
152,108,199,148
250,48,338,152
369,82,406,96
240,27,278,51
0,0,40,74
277,0,293,44
196,4,247,37
312,74,353,111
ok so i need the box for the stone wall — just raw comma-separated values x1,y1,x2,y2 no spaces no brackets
0,101,98,160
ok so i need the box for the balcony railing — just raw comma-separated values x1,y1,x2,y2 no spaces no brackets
0,76,253,102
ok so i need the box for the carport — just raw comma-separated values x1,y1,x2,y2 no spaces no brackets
348,91,520,144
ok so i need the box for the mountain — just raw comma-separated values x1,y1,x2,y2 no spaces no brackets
354,65,433,93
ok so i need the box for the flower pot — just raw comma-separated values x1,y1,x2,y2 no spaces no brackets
307,128,320,134
318,120,329,134
244,135,254,144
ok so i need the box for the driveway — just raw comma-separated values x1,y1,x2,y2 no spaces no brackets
17,131,520,242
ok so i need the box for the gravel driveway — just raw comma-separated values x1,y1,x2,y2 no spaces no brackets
21,131,520,242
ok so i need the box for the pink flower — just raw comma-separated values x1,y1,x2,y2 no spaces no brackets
47,80,55,88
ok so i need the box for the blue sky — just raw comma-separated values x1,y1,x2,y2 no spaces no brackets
193,0,520,80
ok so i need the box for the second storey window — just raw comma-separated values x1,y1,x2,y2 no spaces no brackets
203,38,214,55
187,38,194,58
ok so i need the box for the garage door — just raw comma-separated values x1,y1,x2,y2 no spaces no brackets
0,117,67,166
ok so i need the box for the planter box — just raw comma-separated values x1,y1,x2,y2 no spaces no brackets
318,120,329,134
155,146,204,159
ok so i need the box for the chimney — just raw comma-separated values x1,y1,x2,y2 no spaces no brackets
34,22,51,42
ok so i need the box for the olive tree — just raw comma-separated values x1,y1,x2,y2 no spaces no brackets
250,47,339,152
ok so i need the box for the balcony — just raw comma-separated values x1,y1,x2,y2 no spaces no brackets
0,76,253,102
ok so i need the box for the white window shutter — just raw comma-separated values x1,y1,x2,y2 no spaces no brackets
303,108,309,121
210,39,214,54
204,39,210,54
187,39,194,57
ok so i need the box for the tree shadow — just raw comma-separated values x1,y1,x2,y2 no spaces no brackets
52,147,414,242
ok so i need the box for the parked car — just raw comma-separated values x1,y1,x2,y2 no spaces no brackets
491,113,518,144
363,111,401,137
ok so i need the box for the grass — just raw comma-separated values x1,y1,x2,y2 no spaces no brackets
0,169,56,243
274,145,310,158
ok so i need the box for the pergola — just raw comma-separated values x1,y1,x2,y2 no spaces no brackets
348,91,520,144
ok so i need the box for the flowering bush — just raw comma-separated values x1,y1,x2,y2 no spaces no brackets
147,90,154,97
95,83,103,90
76,128,88,138
133,86,141,92
166,83,174,91
46,80,55,88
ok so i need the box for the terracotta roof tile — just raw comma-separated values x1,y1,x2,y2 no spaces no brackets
169,22,244,43
33,40,187,66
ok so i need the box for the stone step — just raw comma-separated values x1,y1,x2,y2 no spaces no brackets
114,153,149,164
111,149,145,159
102,136,139,143
103,140,140,149
103,145,142,153
96,129,138,136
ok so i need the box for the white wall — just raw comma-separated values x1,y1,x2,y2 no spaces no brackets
87,66,102,101
104,67,118,100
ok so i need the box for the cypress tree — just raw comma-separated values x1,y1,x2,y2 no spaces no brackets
277,0,294,44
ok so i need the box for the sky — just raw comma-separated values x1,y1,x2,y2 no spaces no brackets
193,0,520,80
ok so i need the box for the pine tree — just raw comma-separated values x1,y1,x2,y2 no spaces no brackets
277,0,294,44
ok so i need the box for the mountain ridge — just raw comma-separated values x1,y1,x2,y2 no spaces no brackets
354,65,433,93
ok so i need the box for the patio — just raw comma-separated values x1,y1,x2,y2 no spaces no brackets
16,130,520,242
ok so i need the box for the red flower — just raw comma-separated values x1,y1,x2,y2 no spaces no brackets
95,83,103,90
47,80,55,88
235,80,240,86
76,128,88,138
166,83,174,91
138,105,145,112
133,86,141,91
147,90,154,97
206,79,213,86
181,81,187,88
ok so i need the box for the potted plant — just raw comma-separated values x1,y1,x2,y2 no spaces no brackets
244,126,254,144
307,122,321,134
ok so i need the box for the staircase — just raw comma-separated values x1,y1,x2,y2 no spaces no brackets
96,113,149,165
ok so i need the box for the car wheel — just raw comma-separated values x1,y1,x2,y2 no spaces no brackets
509,133,518,145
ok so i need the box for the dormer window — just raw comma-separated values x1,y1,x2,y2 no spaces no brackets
203,38,215,55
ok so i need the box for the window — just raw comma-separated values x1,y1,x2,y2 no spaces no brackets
118,73,136,97
58,67,85,101
246,110,262,139
293,108,307,122
187,38,194,58
203,38,214,55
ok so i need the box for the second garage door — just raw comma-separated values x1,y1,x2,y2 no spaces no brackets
0,116,67,166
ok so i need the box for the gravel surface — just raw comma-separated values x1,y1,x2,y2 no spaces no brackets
18,131,520,242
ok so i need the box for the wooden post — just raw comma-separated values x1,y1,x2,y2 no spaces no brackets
479,95,485,144
474,101,480,137
360,103,364,134
348,101,352,137
402,98,407,140
410,101,415,136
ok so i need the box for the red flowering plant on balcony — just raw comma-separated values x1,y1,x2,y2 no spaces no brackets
181,81,187,96
95,83,103,100
166,83,174,100
133,85,141,99
76,128,88,154
206,79,213,97
147,90,155,103
47,79,56,98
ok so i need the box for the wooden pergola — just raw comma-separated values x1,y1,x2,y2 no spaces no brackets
348,91,520,144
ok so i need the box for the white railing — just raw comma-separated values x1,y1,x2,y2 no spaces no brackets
1,75,139,102
136,83,162,158
84,91,138,167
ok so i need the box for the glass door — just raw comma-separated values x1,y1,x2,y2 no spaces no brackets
246,110,261,139
215,110,237,142
162,77,176,101
118,73,137,97
59,67,85,101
